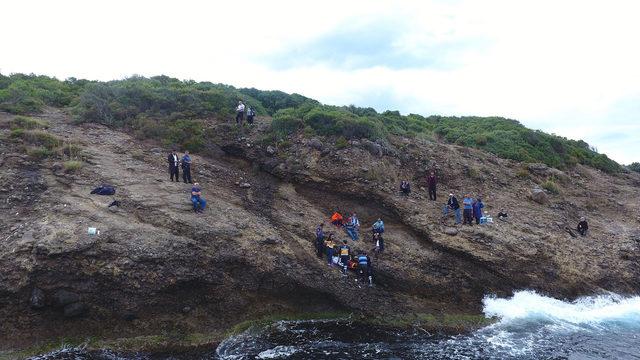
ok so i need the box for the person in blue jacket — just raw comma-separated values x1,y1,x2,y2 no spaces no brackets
191,182,206,213
473,198,485,224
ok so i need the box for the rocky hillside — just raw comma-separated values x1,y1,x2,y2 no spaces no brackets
1,108,639,352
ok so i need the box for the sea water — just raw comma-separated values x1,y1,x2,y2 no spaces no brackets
29,291,640,359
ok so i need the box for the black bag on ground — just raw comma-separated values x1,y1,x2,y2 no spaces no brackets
90,185,116,196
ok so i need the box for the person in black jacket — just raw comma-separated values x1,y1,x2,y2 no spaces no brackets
577,217,588,236
444,193,461,224
168,150,179,181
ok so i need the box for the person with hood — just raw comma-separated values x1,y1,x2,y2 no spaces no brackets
315,223,325,258
444,193,461,224
577,217,589,236
372,218,385,234
345,212,360,240
462,194,474,225
167,150,180,182
235,101,245,125
427,171,437,201
181,150,192,184
473,198,485,224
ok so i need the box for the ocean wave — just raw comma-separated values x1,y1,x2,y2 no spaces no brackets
483,290,640,327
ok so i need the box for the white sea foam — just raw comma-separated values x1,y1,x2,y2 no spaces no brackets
257,345,299,359
483,290,640,326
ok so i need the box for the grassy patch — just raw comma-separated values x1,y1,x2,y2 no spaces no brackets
63,160,83,172
541,177,560,194
516,166,530,178
26,146,54,159
366,312,495,332
10,115,49,129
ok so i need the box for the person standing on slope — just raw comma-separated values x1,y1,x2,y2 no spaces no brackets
167,150,180,182
339,240,351,275
246,106,255,125
462,194,474,225
235,101,245,125
445,193,461,224
325,235,336,266
181,150,192,184
427,171,437,201
473,197,484,224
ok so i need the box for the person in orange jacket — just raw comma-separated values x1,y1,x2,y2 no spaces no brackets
331,211,343,227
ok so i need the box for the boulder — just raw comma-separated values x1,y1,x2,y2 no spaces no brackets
63,302,88,318
444,227,458,236
239,182,251,189
361,139,383,157
30,287,46,309
530,188,548,204
308,138,324,151
52,289,80,307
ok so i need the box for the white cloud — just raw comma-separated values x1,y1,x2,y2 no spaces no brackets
1,0,639,163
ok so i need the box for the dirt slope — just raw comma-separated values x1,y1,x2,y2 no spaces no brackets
0,108,638,350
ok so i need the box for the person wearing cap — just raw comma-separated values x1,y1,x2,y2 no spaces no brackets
444,193,461,224
235,101,245,125
577,217,588,236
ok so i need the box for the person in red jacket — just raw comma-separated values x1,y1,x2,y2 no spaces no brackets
427,171,437,201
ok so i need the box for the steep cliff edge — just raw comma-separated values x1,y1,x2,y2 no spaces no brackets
1,108,638,351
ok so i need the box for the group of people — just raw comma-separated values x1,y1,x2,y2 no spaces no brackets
167,150,193,184
314,214,387,286
235,101,256,126
443,193,486,225
167,150,206,213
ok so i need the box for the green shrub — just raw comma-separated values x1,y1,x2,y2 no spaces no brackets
63,160,83,172
628,162,640,173
11,116,49,129
12,129,62,149
541,177,560,194
164,119,205,152
516,167,529,178
335,136,349,149
26,146,54,159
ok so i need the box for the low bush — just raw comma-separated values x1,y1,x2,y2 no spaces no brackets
335,136,349,149
541,177,560,194
11,116,49,129
63,160,83,172
26,146,54,159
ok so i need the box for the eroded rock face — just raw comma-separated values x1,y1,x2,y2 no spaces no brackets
1,108,639,348
30,288,45,309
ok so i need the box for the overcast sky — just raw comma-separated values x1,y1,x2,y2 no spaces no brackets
2,0,638,163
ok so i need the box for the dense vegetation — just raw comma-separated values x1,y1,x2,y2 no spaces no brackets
0,73,624,173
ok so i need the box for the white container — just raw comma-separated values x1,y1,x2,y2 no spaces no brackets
88,227,97,235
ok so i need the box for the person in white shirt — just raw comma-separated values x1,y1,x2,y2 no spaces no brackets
167,150,180,181
235,101,245,125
